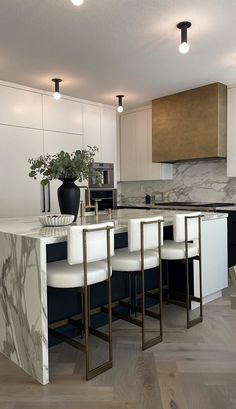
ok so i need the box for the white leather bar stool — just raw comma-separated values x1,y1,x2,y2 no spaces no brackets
111,216,163,350
161,212,203,329
47,222,114,380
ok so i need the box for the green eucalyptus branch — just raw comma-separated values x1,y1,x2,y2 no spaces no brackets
28,146,102,186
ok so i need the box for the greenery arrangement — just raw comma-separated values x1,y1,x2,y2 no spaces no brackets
28,146,101,185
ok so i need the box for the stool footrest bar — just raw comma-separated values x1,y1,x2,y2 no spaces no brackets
49,327,86,352
87,361,112,380
143,335,162,351
187,317,203,329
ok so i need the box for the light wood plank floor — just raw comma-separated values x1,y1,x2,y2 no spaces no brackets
1,285,236,409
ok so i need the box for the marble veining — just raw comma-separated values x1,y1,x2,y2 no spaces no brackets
0,232,48,385
0,210,227,385
119,158,236,205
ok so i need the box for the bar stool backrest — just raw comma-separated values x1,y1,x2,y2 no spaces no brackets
174,212,202,243
128,216,163,252
68,222,115,265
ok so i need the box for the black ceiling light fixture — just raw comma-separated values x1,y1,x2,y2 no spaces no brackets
116,95,125,113
177,21,191,54
52,78,62,100
71,0,84,6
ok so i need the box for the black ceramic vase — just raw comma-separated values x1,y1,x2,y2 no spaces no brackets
57,178,80,221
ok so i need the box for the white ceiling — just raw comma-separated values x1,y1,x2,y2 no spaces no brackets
0,0,236,108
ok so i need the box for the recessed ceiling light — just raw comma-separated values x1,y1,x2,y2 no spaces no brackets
52,78,62,100
116,95,124,113
177,21,191,54
71,0,84,6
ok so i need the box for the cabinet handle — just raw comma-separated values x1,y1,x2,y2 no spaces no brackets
42,185,46,213
47,182,51,213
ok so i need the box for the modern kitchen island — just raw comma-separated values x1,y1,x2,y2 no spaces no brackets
0,209,228,385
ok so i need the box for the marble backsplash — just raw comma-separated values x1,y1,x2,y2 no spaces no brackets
118,159,236,205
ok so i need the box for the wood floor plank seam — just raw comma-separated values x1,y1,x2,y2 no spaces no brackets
1,286,236,408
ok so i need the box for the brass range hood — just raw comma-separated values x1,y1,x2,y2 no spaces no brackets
152,82,227,162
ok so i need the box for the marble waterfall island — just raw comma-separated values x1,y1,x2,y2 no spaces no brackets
0,209,228,384
0,232,48,384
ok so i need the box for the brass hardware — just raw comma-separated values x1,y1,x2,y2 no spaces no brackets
184,214,203,329
80,186,99,217
49,224,113,381
140,219,163,350
82,225,113,380
110,219,163,351
49,327,86,352
80,200,99,217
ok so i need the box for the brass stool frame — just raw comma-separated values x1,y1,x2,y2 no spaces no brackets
185,214,203,328
164,215,203,329
110,219,163,351
49,225,113,380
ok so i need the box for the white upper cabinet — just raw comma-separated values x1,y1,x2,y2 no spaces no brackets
43,95,83,135
120,112,137,181
83,103,102,161
0,125,43,217
101,107,117,164
43,130,83,155
0,85,42,129
147,109,173,180
227,87,236,176
120,108,173,181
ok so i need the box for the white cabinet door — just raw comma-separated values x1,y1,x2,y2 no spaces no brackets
43,95,83,135
83,104,101,161
135,110,149,181
227,87,236,176
120,112,137,181
120,108,173,181
43,131,84,214
101,107,117,186
193,218,228,305
0,85,42,129
101,107,117,163
147,109,173,180
0,125,43,217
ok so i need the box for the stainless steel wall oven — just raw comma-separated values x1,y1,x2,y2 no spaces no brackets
89,163,114,189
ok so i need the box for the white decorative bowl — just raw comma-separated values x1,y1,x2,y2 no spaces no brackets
39,214,74,227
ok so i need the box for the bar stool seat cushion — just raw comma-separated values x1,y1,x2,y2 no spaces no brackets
111,248,159,272
47,260,110,289
161,240,198,260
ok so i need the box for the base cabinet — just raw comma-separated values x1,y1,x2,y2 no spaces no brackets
120,108,173,181
219,210,236,268
193,217,228,306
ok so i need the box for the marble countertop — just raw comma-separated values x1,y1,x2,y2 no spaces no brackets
120,202,236,211
0,209,228,244
215,206,236,211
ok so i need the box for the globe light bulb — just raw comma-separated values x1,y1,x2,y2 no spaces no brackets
54,91,61,100
179,41,190,54
117,105,124,113
71,0,84,6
